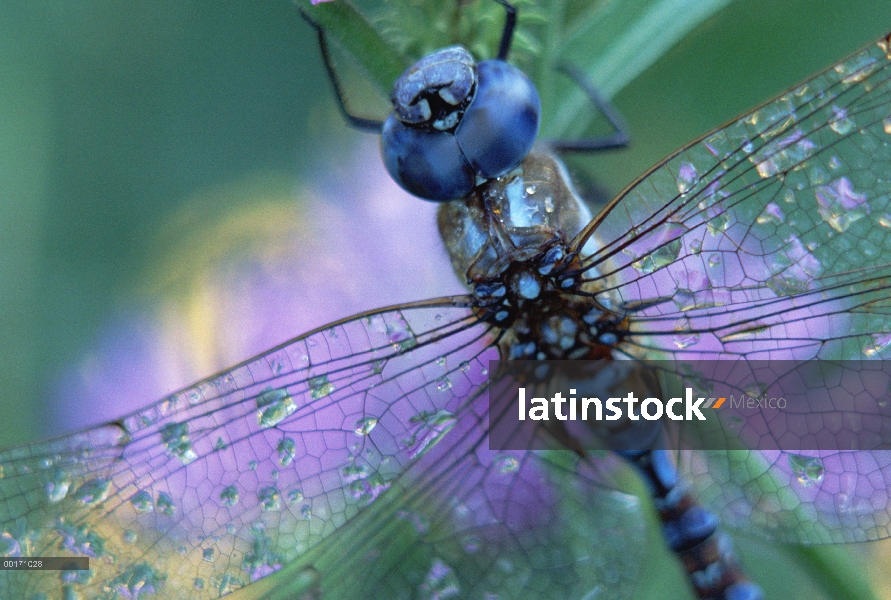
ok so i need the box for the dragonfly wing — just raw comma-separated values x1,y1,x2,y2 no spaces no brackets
574,35,891,543
241,401,647,600
0,299,646,599
0,301,489,598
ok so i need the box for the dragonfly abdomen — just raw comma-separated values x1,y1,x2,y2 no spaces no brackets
622,449,763,600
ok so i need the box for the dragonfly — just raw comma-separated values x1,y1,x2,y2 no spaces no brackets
2,2,891,599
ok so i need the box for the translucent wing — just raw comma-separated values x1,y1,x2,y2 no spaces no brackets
240,391,646,600
574,34,891,543
0,300,645,599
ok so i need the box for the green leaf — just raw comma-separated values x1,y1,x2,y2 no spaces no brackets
541,0,735,137
302,0,733,137
300,0,409,97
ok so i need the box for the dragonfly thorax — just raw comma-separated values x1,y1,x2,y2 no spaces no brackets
438,150,593,278
438,149,627,359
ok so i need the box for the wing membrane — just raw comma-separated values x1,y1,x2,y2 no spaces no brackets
574,35,891,543
0,301,496,598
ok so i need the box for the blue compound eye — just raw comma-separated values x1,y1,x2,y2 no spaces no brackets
380,116,476,201
380,46,541,202
455,60,540,179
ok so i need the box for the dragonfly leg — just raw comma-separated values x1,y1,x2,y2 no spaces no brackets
491,0,518,61
547,65,630,153
299,9,384,133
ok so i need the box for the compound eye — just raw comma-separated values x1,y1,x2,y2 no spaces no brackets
455,60,540,179
380,47,540,201
381,115,476,202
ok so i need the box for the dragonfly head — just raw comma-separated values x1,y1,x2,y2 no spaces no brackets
381,46,541,201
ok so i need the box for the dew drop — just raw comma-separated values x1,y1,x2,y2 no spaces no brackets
287,489,304,505
309,375,336,399
405,410,457,459
157,491,176,515
834,54,878,83
788,454,824,486
113,563,164,598
217,573,243,595
462,535,481,553
349,472,390,502
630,238,682,274
419,558,460,599
864,333,891,357
766,236,822,296
0,532,21,557
74,478,111,506
672,331,700,350
388,318,419,353
131,490,154,513
354,417,378,436
256,387,297,428
676,162,698,194
277,437,296,466
203,547,215,562
45,471,72,504
719,324,770,343
342,463,370,480
258,487,281,512
159,421,198,465
496,557,514,573
743,382,769,397
493,454,519,473
397,510,430,534
828,105,854,134
756,202,784,225
673,288,695,312
815,177,869,233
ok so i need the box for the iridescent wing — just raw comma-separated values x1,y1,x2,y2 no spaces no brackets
573,34,891,543
0,300,645,599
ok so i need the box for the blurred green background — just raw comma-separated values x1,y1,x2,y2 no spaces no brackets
2,0,891,598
